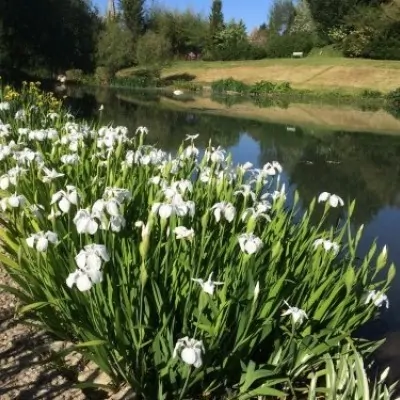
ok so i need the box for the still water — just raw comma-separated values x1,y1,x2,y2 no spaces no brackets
65,85,400,376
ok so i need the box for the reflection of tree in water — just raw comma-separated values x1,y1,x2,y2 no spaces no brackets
288,131,400,226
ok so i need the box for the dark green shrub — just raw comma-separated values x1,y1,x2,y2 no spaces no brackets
65,69,84,83
266,32,315,58
274,81,292,93
361,89,382,99
211,78,249,94
247,44,268,60
249,81,292,96
361,22,400,60
94,67,112,85
96,20,135,75
136,32,172,67
386,88,400,107
250,80,276,95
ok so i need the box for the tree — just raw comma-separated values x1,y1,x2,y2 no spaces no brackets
249,27,269,47
208,0,225,57
119,0,145,42
96,18,135,75
268,0,296,35
146,6,209,56
213,20,250,60
290,0,316,33
0,0,100,73
304,0,384,37
135,31,172,67
209,0,224,38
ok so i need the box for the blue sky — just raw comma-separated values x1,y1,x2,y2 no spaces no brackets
93,0,269,30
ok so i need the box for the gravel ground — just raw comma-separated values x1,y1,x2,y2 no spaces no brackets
0,266,134,400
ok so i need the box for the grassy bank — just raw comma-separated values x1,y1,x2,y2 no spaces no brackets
118,56,400,94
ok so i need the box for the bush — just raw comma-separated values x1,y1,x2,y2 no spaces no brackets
65,69,84,83
360,22,400,61
0,83,396,399
247,43,268,60
266,32,315,58
250,80,292,96
94,66,112,85
386,87,400,105
385,88,400,118
211,78,250,94
361,89,383,99
136,31,172,68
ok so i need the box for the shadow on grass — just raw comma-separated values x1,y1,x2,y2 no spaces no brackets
160,73,197,86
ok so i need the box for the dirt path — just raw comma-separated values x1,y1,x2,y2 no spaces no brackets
0,266,134,400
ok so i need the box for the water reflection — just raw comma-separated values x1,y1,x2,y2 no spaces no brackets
65,86,400,381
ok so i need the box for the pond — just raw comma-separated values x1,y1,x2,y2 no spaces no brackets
65,85,400,378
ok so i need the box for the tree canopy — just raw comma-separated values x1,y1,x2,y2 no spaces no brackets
0,0,100,73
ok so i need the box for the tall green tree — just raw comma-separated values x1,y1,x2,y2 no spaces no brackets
208,0,225,58
146,6,209,55
290,0,316,33
268,0,296,35
96,18,135,75
209,0,224,37
0,0,100,73
214,19,250,60
118,0,145,41
306,0,353,36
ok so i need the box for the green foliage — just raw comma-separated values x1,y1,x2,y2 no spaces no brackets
96,20,135,76
111,69,161,88
212,20,251,61
65,69,84,83
146,7,209,56
306,341,398,400
306,0,354,39
266,32,315,58
118,0,145,41
135,31,172,67
386,87,400,106
0,83,396,399
360,89,383,99
94,67,113,85
0,0,100,73
211,78,250,93
209,0,224,39
207,0,225,59
361,21,400,60
250,80,292,95
290,0,316,33
268,0,296,35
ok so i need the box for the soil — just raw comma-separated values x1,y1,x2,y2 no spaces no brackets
0,266,135,400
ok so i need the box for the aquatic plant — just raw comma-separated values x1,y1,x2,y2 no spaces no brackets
0,82,396,399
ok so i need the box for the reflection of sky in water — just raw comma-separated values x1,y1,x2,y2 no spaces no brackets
359,207,400,330
230,133,260,166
